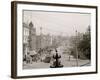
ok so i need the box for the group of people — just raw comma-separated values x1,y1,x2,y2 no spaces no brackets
25,51,38,64
24,47,63,68
24,47,52,64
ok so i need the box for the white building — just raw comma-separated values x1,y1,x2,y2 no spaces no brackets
23,23,29,59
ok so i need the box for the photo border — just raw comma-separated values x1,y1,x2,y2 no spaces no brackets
11,1,98,79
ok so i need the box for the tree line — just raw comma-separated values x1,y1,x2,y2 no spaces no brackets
69,26,91,60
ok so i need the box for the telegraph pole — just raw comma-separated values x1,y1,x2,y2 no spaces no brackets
75,30,79,66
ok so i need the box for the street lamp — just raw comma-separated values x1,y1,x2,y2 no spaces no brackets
75,30,79,66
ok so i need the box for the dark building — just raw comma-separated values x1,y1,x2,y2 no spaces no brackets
29,21,36,51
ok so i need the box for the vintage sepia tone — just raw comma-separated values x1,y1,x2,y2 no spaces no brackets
23,10,91,69
11,1,97,78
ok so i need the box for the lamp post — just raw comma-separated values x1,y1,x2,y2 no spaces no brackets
75,30,79,66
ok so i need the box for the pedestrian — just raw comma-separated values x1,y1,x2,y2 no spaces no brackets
26,52,30,64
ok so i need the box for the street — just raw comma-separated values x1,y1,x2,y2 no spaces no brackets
23,53,90,69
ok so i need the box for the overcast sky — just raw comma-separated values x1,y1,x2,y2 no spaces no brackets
23,10,91,36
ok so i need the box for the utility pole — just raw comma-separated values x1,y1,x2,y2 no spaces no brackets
75,30,79,66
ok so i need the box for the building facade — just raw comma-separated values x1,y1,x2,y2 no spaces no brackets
23,22,29,59
29,22,36,51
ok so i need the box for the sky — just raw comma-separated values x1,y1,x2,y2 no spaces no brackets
23,10,91,36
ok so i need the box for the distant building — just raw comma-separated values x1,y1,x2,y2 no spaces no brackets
52,36,60,48
36,35,41,50
36,34,52,50
36,27,52,50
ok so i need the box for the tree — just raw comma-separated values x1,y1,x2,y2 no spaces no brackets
69,26,91,60
77,26,91,59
